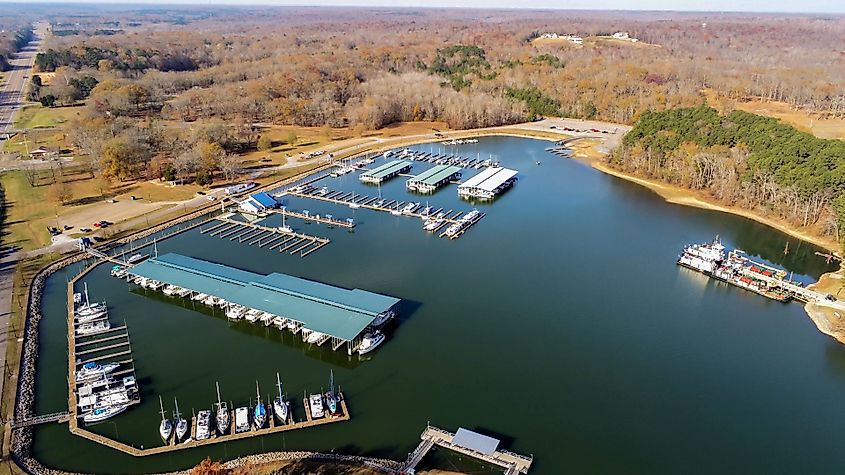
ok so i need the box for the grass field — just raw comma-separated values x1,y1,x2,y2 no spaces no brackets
13,104,83,130
2,129,69,156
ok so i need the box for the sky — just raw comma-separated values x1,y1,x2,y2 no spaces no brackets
4,0,845,13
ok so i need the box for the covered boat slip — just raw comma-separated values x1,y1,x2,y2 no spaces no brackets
359,160,413,183
126,253,399,351
457,166,518,200
406,164,462,193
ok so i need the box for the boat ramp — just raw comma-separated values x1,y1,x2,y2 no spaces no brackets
200,215,331,257
402,425,533,474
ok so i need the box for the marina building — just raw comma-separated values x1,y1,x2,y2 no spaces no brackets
457,167,518,200
126,254,399,353
406,165,462,193
239,192,278,214
359,160,412,184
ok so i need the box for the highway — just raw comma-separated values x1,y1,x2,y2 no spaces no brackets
0,30,41,140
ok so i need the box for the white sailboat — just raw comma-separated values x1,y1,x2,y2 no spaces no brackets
215,382,229,435
159,395,172,443
174,398,188,442
254,381,267,429
278,207,293,233
273,372,289,424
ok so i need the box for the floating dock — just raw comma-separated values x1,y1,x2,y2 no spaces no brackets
458,167,518,200
387,149,495,170
406,165,462,193
200,215,331,257
360,160,413,184
403,425,533,474
124,253,400,354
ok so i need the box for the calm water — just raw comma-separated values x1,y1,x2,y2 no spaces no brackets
30,136,844,474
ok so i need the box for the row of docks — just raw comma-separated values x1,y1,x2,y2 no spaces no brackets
545,146,573,157
387,149,498,169
359,160,413,184
283,185,474,225
200,216,330,257
406,165,462,193
69,288,141,425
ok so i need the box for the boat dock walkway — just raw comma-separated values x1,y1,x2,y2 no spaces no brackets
402,425,533,474
10,411,70,428
280,187,467,224
200,216,330,257
388,150,494,170
70,395,350,457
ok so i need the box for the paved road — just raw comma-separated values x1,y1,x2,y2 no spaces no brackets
0,34,41,139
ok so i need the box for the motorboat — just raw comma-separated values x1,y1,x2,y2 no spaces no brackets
203,295,218,306
159,396,172,442
309,394,325,419
254,381,267,429
83,405,127,423
390,209,402,216
75,309,108,323
226,305,245,320
245,309,262,323
195,410,212,440
192,293,208,301
273,373,289,424
174,398,188,442
76,362,119,383
215,382,229,435
306,331,326,344
358,332,386,355
175,287,191,298
260,312,275,326
401,202,419,214
126,253,149,265
371,309,395,327
162,285,178,296
235,407,250,433
423,218,443,231
76,320,111,337
272,316,286,329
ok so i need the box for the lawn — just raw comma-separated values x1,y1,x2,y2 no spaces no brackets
13,104,83,130
2,129,69,156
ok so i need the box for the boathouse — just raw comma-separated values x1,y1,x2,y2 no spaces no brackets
359,160,412,184
126,253,399,353
406,165,461,193
457,167,518,200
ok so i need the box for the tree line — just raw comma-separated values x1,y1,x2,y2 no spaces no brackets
611,106,845,247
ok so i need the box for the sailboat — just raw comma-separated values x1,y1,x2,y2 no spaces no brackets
253,381,267,429
273,372,289,424
159,395,173,443
174,398,188,442
278,207,293,233
215,382,229,435
324,370,338,415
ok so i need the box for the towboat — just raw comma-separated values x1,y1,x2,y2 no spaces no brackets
358,332,386,355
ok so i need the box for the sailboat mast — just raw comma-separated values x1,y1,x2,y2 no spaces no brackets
173,398,181,419
276,372,283,399
84,282,90,306
216,381,222,410
159,395,166,421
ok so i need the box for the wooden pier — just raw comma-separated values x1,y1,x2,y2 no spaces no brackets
267,208,355,228
69,395,350,457
402,425,533,474
201,216,331,257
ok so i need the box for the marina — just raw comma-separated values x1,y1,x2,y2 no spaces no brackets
200,215,331,257
25,136,845,474
387,148,499,169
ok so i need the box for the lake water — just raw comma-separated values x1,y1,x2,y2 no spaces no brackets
29,136,844,474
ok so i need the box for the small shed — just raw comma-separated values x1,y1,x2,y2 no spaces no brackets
452,428,500,455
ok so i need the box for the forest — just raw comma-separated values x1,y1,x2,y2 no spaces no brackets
611,106,845,245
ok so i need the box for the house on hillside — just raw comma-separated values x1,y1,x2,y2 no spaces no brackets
239,192,278,215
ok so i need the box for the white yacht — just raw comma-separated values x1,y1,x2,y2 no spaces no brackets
260,312,275,326
423,218,443,231
371,309,395,327
75,309,108,323
162,285,178,296
192,293,208,302
358,332,386,355
226,305,246,320
83,405,127,423
126,253,149,265
390,209,402,216
76,320,111,337
76,362,119,383
245,309,262,323
677,236,726,274
203,295,219,306
272,316,287,329
401,202,420,214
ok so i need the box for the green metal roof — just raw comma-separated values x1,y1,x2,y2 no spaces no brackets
360,160,412,179
411,165,462,186
128,254,399,341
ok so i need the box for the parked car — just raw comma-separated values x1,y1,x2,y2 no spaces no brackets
206,195,217,201
80,227,92,232
196,191,206,195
